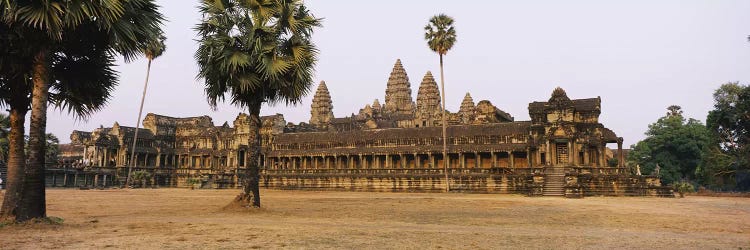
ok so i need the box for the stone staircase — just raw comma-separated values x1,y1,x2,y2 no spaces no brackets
543,167,565,196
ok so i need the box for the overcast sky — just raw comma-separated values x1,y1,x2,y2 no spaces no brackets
45,0,750,147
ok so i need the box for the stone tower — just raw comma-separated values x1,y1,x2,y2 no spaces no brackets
383,59,415,115
459,92,476,124
415,71,441,126
310,81,334,127
372,99,382,111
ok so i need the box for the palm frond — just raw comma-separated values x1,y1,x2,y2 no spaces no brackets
424,14,457,55
195,0,320,110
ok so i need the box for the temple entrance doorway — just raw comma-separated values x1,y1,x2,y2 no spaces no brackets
556,143,568,165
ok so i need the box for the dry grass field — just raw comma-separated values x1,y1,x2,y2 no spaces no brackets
0,188,748,249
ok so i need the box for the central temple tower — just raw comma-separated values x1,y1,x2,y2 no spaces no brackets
384,59,416,115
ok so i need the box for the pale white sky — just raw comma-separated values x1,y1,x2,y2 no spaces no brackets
46,0,750,146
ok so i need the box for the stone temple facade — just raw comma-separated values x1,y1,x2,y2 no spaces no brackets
52,59,672,197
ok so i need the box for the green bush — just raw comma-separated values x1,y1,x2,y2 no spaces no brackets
607,158,619,167
673,180,695,198
131,170,152,188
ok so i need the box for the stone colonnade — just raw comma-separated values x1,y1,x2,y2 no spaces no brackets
266,150,531,170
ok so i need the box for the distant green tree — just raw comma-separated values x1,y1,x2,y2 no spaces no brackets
23,133,59,167
627,106,712,185
703,82,750,190
0,113,8,163
44,134,59,167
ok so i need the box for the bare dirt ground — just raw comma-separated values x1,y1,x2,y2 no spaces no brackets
0,188,748,249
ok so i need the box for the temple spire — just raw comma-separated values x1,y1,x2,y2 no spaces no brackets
310,81,333,127
416,71,441,123
384,59,415,115
372,99,381,110
459,92,475,124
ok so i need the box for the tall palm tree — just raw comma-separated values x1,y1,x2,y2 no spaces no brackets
425,14,456,192
0,15,34,221
195,0,321,207
0,0,164,222
127,33,166,188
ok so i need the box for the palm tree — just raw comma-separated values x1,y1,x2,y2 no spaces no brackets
195,0,321,207
127,33,166,188
0,15,34,222
0,0,164,222
425,14,457,192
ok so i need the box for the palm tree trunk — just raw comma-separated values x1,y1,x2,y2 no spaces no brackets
127,59,153,188
240,103,262,207
19,50,50,221
0,106,28,221
439,54,449,192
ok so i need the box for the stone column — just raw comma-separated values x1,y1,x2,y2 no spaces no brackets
491,151,497,168
617,138,624,168
527,149,533,168
546,143,551,166
583,147,589,166
428,153,434,169
93,147,99,166
458,153,464,168
104,149,110,167
399,154,405,168
414,153,419,168
475,152,480,168
385,155,390,169
568,141,574,165
509,151,515,168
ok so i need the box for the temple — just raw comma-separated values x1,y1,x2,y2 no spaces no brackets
52,59,672,197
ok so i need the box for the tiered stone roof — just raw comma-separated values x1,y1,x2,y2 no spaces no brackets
416,71,441,119
383,59,415,115
459,92,476,123
310,81,334,127
372,99,381,111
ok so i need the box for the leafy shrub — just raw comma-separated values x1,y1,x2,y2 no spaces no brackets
673,180,695,198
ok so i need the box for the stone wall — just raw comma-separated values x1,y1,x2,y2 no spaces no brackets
261,168,673,197
262,171,530,193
